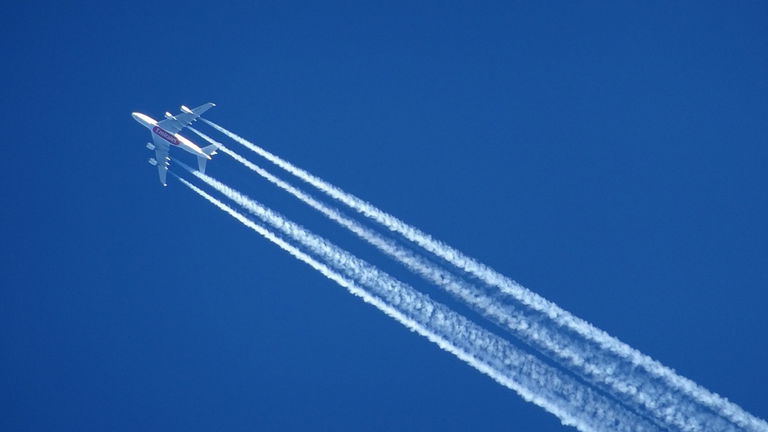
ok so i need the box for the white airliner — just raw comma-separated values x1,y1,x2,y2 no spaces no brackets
132,103,217,186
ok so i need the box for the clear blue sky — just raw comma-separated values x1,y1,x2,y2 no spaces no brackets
2,2,766,431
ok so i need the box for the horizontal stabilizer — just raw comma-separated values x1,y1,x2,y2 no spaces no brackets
197,155,208,173
201,144,218,157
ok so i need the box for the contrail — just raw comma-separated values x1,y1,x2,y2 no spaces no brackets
171,171,659,431
190,129,726,431
188,128,739,432
174,169,661,432
200,119,767,432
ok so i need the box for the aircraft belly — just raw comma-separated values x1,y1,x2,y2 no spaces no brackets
179,142,203,157
152,126,180,146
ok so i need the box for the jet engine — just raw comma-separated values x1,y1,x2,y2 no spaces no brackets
146,142,155,150
164,112,175,119
148,158,157,166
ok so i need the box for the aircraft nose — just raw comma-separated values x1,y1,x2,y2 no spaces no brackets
132,112,157,128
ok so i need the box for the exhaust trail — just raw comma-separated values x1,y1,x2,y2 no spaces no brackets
187,127,734,432
174,171,662,432
201,119,767,432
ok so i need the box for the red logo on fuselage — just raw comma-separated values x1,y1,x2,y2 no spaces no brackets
153,126,179,145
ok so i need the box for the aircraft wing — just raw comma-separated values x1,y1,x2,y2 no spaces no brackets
156,102,216,134
152,135,171,186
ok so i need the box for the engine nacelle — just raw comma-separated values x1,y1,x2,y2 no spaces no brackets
148,158,157,166
146,142,155,150
164,111,175,119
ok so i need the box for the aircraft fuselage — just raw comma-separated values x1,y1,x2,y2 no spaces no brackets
131,112,208,159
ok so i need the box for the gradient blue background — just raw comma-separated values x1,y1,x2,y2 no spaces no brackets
1,2,766,431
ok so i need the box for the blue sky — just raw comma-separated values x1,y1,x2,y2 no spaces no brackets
1,2,766,431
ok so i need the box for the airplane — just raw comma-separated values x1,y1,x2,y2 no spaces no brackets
131,102,218,186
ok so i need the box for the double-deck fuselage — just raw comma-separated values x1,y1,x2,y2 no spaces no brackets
131,112,210,160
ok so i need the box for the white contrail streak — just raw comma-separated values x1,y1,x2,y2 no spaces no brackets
174,170,661,432
200,119,767,432
186,128,726,431
188,128,739,431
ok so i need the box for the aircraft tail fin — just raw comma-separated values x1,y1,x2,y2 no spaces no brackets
197,144,218,173
201,144,218,157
